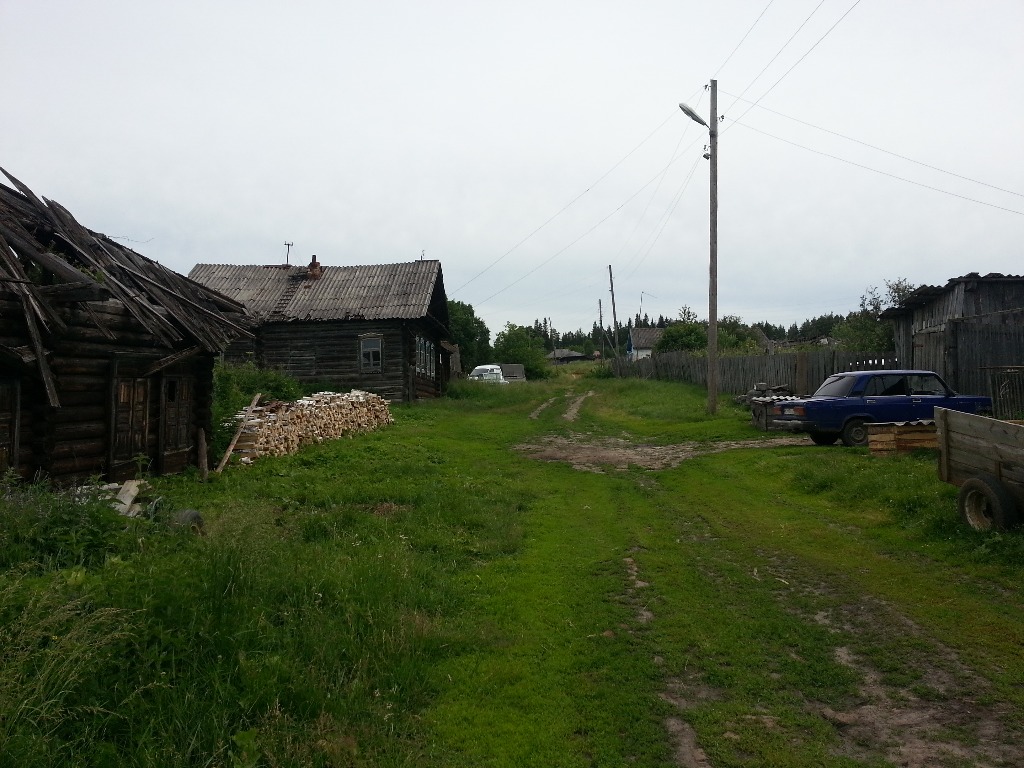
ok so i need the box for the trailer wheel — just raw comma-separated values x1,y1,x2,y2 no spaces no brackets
957,475,1019,532
809,431,839,446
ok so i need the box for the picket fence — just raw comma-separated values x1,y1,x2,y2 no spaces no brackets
611,349,900,396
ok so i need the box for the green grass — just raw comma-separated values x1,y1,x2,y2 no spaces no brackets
2,375,1023,766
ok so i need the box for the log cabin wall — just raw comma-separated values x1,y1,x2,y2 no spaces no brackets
240,318,448,403
1,289,218,483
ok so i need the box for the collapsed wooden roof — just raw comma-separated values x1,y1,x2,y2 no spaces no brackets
0,167,250,406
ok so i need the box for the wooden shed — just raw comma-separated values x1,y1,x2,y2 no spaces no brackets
0,169,249,483
881,273,1024,397
189,258,451,402
627,328,664,361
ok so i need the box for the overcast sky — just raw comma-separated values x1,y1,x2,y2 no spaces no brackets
4,1,1023,340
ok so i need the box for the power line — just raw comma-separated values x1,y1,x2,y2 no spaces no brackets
624,156,702,280
724,0,827,113
471,122,711,307
730,119,1024,217
724,0,863,129
451,109,679,294
721,89,1024,200
713,0,776,78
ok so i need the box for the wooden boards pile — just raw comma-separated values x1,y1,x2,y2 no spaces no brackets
867,422,937,455
231,390,393,463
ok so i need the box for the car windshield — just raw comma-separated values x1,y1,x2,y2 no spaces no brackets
813,375,856,397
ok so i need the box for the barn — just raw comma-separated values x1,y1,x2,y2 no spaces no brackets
189,258,451,402
0,169,248,482
881,273,1024,403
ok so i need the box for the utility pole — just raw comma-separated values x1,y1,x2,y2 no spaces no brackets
708,79,719,414
608,265,620,358
679,80,720,414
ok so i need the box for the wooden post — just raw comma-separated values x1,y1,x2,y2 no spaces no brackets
608,266,620,358
197,427,209,482
707,78,719,414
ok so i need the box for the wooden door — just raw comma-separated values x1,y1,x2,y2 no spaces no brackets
0,379,19,472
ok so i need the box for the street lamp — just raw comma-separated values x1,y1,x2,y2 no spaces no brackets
679,79,718,414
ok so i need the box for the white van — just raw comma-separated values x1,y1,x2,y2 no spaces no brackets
468,364,509,384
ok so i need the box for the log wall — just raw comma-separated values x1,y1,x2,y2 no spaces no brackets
1,290,217,483
230,318,447,402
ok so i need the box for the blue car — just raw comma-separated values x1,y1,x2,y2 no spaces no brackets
770,369,992,447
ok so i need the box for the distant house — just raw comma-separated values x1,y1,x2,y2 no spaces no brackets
627,328,664,361
547,348,591,365
189,258,451,402
499,363,526,382
881,273,1024,398
0,170,247,482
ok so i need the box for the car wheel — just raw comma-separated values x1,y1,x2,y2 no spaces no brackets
809,431,838,446
957,475,1019,531
840,419,869,447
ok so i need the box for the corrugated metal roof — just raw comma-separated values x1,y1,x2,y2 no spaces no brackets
881,272,1024,318
629,327,664,349
188,260,444,322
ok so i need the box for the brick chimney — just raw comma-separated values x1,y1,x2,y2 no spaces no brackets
307,255,323,280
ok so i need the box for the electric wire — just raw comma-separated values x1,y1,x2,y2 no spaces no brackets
471,120,710,307
616,94,704,272
451,109,679,294
721,90,1024,200
724,0,863,129
724,0,827,113
473,156,690,306
730,119,1024,217
713,0,776,78
624,155,702,281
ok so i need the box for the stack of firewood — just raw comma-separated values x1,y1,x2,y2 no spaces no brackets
231,390,393,462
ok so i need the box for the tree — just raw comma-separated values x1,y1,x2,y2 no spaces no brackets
655,321,707,353
447,300,492,372
493,323,551,380
832,278,916,351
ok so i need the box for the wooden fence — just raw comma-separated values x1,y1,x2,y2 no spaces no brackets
611,349,900,396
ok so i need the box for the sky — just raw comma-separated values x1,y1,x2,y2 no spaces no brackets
3,1,1023,342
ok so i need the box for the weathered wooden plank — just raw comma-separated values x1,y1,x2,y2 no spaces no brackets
35,281,112,303
216,393,261,473
945,445,1024,484
940,408,1024,447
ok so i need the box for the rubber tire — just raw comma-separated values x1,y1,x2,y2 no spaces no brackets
840,419,869,447
809,431,839,446
957,475,1019,532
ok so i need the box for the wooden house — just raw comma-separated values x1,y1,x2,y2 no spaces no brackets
189,258,451,402
881,273,1024,396
627,328,664,361
0,169,249,482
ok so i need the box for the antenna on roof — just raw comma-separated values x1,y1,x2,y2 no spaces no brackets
284,241,294,265
420,249,425,261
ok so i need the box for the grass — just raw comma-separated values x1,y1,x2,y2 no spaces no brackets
2,371,1023,766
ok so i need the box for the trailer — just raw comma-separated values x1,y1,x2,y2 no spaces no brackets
934,407,1024,531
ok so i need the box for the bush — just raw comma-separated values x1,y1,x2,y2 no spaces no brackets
0,475,130,571
211,361,306,457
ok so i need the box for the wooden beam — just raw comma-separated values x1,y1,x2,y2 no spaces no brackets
144,346,201,376
215,393,261,473
117,263,255,340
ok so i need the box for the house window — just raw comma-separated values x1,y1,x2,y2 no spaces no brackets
415,336,435,378
360,336,383,372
